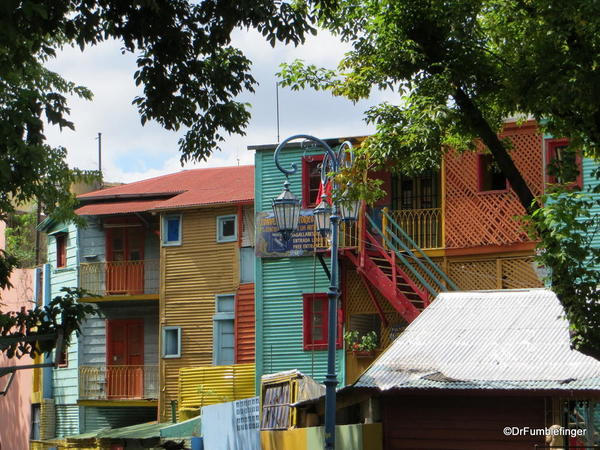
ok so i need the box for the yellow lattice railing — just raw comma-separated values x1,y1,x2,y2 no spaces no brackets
178,363,255,413
447,256,543,291
386,208,442,250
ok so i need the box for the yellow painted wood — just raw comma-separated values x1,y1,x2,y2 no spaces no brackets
159,206,241,421
178,363,255,412
79,294,159,303
77,400,158,407
260,428,307,450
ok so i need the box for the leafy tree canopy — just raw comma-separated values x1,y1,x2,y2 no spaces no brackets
279,0,600,358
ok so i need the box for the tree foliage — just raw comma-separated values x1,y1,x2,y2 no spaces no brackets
279,0,600,358
0,287,96,359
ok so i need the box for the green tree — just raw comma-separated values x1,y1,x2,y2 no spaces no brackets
278,0,600,358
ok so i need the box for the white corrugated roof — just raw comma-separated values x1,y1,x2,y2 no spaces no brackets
355,289,600,391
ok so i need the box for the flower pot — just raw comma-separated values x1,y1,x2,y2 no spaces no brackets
352,350,375,358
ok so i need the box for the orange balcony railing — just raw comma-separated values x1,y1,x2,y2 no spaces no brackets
79,259,159,296
79,365,158,400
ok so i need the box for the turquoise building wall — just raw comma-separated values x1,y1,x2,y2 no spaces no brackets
255,144,345,387
46,221,80,437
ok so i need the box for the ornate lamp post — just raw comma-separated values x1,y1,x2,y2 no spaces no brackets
272,134,356,450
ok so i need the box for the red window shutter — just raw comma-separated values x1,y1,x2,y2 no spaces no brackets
303,293,343,351
302,155,325,209
56,234,67,268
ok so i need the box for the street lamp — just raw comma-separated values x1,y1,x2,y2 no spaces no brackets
272,134,357,450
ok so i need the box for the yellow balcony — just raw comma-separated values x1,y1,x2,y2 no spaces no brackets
387,208,442,250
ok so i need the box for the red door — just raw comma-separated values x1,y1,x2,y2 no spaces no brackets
106,319,144,398
106,228,145,295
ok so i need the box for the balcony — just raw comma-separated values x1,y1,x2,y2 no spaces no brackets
386,208,442,249
79,365,159,401
79,259,159,297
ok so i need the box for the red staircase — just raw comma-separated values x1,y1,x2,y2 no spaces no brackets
344,231,426,323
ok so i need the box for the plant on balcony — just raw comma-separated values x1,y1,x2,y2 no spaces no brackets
344,330,378,355
0,287,97,360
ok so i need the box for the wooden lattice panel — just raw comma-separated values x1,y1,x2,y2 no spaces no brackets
501,256,544,289
444,121,544,248
398,256,445,300
448,259,498,291
447,256,544,291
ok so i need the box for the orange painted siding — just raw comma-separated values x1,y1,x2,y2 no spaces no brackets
444,120,544,249
235,283,255,364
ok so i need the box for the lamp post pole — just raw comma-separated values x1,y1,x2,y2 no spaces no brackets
273,134,353,450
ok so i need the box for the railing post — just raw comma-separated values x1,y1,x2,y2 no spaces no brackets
382,207,389,250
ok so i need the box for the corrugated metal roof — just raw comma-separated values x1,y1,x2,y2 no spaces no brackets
75,199,165,216
76,166,254,215
354,289,600,392
65,421,173,440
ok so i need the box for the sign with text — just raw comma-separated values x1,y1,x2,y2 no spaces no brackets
255,210,317,257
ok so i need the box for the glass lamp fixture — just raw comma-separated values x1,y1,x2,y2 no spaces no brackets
339,196,361,222
272,180,301,241
313,195,332,236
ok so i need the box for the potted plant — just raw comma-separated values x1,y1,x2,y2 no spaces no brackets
344,330,378,357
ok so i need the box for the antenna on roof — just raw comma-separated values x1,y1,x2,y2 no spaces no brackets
276,82,280,143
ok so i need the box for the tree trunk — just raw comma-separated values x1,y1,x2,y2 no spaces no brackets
453,88,538,215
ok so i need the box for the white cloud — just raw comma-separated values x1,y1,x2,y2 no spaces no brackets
44,28,395,184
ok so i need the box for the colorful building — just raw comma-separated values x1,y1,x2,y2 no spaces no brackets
251,120,548,388
34,166,255,442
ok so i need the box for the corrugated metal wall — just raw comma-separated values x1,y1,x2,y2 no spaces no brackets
81,406,157,433
178,363,255,411
235,283,255,363
255,146,345,386
159,206,240,421
55,404,79,438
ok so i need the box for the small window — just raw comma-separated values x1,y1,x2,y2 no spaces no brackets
213,295,235,365
30,404,41,440
57,346,68,368
240,247,255,283
162,215,182,246
477,154,508,192
302,155,325,208
217,215,237,243
303,293,343,351
56,233,67,268
546,138,582,189
162,326,182,358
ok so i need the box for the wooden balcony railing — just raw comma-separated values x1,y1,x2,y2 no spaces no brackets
314,219,361,250
79,259,159,296
387,208,442,250
79,365,158,400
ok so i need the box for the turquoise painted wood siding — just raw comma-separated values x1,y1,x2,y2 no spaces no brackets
47,222,80,409
255,145,345,386
82,406,156,433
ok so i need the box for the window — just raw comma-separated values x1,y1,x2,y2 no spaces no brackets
30,404,41,440
546,138,582,189
240,247,255,283
217,215,237,243
162,215,182,246
477,154,508,192
302,154,325,208
57,346,68,368
162,326,182,358
303,293,343,350
213,295,235,365
56,233,67,268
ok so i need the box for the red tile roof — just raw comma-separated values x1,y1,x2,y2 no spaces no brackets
76,166,254,216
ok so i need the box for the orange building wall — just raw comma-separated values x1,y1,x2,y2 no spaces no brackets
235,283,255,364
444,120,544,250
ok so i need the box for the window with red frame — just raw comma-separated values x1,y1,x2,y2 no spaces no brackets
303,293,343,350
546,138,582,189
56,233,67,268
477,154,508,192
302,155,325,208
57,347,68,368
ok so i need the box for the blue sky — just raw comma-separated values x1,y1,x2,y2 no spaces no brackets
45,29,394,183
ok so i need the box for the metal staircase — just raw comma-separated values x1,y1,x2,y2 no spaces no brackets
345,208,457,324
